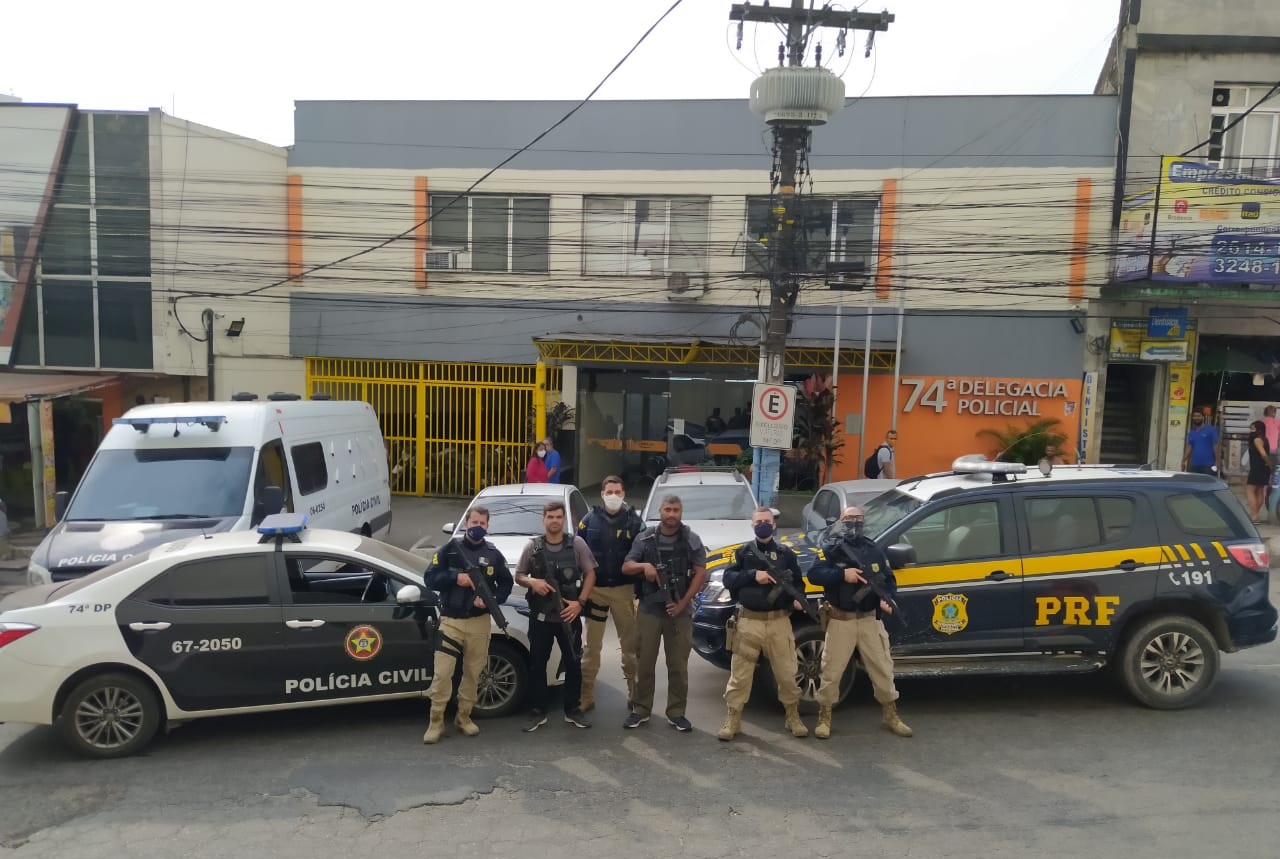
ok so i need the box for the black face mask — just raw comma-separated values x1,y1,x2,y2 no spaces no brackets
838,520,864,539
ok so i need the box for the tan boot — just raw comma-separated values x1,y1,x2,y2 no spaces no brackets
881,701,913,737
717,707,742,741
422,706,446,744
784,704,809,738
814,705,833,739
454,708,480,737
579,686,595,713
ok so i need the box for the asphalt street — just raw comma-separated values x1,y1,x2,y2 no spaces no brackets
1,495,1279,857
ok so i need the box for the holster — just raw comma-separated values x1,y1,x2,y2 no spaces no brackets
725,608,740,653
819,600,833,634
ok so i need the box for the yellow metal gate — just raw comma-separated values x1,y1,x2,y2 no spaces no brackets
306,358,561,497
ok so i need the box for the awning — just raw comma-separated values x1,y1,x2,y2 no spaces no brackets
533,334,898,371
0,371,119,403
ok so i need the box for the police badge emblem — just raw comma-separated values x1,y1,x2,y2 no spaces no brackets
931,593,969,634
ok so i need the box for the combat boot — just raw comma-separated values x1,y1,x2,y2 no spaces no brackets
579,687,595,713
422,706,446,744
454,707,480,737
784,704,809,738
814,705,833,739
881,701,913,737
717,707,742,741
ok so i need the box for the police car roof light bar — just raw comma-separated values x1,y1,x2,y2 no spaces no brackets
951,455,1028,476
257,513,309,543
113,415,227,434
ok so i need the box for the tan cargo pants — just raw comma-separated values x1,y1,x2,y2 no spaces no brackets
723,610,801,709
426,614,492,711
632,609,693,719
817,613,899,707
581,584,638,702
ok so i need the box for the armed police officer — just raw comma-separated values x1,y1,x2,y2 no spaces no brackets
809,505,912,739
577,475,643,713
515,499,598,731
718,507,809,741
621,495,707,731
423,505,514,744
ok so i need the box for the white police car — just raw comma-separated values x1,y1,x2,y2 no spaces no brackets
0,514,542,758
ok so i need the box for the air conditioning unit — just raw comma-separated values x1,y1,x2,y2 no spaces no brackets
424,248,471,271
665,271,708,301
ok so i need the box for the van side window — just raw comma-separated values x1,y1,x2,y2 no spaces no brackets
291,442,329,496
254,440,294,514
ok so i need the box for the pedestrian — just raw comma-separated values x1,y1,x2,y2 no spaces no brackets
706,408,726,435
422,505,513,744
577,475,644,713
526,441,549,483
514,499,597,731
542,436,562,483
621,495,708,732
1044,444,1069,466
809,506,912,740
1182,411,1220,475
876,430,898,478
717,507,809,741
1263,406,1280,467
728,407,749,430
1246,420,1271,524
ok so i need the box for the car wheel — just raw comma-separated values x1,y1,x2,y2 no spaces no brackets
1117,616,1220,710
56,672,161,759
470,639,528,719
753,625,854,713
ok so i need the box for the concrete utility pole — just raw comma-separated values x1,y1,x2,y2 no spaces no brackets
731,0,893,506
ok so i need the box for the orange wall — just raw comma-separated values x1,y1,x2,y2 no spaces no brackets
99,383,124,435
832,373,1083,480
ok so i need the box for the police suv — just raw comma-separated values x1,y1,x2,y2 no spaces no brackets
693,456,1278,710
0,515,545,758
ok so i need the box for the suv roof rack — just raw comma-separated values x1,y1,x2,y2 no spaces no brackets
657,465,749,485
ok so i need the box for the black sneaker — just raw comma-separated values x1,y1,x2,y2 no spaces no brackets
564,708,592,729
523,711,548,732
667,716,693,732
623,713,650,729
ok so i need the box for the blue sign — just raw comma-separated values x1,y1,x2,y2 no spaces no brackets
1147,307,1188,338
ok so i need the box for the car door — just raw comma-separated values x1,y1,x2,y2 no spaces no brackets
880,494,1025,654
115,553,285,711
568,490,590,537
275,549,436,703
1017,492,1162,651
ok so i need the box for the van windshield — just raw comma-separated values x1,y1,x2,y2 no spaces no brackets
66,447,255,520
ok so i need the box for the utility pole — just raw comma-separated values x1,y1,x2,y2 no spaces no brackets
730,1,893,506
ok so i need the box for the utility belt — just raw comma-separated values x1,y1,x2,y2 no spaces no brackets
725,607,787,653
739,608,790,621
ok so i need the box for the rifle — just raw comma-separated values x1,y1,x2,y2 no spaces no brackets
827,537,906,624
748,544,820,623
465,564,509,636
549,590,581,658
651,561,683,607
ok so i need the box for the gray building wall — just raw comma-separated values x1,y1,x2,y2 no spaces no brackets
290,95,1117,172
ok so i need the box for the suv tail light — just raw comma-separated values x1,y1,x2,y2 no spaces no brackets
0,623,39,649
1228,543,1269,572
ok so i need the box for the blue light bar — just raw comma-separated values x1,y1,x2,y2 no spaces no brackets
257,513,309,536
113,415,227,433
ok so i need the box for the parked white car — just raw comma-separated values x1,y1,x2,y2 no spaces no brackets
640,467,764,552
442,482,592,573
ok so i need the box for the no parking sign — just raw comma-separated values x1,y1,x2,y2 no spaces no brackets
749,383,797,450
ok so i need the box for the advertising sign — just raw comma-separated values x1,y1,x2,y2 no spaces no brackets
1114,187,1157,282
1152,157,1280,284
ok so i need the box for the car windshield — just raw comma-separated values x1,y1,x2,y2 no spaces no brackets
66,447,254,520
355,538,432,577
467,496,560,536
646,485,755,521
820,489,922,541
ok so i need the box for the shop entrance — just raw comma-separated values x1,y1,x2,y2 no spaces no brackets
1100,363,1157,465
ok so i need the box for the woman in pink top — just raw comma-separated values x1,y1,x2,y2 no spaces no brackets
526,441,550,483
1263,405,1280,460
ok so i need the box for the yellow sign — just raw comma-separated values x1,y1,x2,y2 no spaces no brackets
1034,595,1120,626
1109,326,1144,359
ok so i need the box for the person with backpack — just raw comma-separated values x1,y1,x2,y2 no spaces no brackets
864,430,898,479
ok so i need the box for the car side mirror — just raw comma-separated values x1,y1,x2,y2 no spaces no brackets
886,542,916,568
441,522,455,535
395,584,424,604
54,491,69,521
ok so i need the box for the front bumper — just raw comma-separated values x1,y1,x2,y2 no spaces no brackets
691,597,733,670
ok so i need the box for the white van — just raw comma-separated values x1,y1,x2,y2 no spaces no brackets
27,396,391,585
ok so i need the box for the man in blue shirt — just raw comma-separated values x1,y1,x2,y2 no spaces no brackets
543,436,562,483
1182,412,1220,475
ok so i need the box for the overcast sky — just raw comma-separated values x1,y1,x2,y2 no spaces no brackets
3,0,1121,148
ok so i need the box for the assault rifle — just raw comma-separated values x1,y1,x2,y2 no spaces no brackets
748,544,820,623
826,537,906,624
465,564,509,636
549,590,581,658
651,561,683,606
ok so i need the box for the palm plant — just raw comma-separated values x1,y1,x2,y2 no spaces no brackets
975,418,1067,465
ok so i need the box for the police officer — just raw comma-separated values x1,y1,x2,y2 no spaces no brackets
718,507,809,741
621,495,707,731
515,499,598,731
577,475,644,713
422,505,514,744
809,505,912,739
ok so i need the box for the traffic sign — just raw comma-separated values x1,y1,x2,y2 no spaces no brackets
750,383,797,450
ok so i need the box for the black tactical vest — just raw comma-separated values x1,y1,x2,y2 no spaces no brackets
528,536,584,616
638,526,692,604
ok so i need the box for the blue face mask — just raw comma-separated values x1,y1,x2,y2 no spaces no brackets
465,525,487,543
753,522,775,540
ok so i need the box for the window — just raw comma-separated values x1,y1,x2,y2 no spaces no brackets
285,555,395,605
570,491,589,530
291,442,328,496
41,207,91,276
1210,85,1280,178
428,194,549,272
1026,497,1108,553
814,490,839,522
745,196,878,277
901,501,1002,564
253,440,294,522
1166,490,1250,539
42,281,95,367
98,282,152,368
97,209,151,276
92,113,150,207
134,556,272,606
582,196,709,276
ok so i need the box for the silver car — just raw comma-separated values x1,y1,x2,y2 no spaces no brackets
800,478,900,531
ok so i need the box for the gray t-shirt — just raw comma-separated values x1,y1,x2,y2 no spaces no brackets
876,444,894,476
515,535,597,577
626,526,708,618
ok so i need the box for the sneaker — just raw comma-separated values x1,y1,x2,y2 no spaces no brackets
522,711,548,732
623,713,650,729
564,708,592,729
667,716,693,732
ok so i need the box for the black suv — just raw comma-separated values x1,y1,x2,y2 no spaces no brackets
692,457,1278,710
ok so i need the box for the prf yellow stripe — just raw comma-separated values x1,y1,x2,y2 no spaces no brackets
1174,544,1191,562
1189,543,1207,560
1021,545,1164,577
1211,541,1229,559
